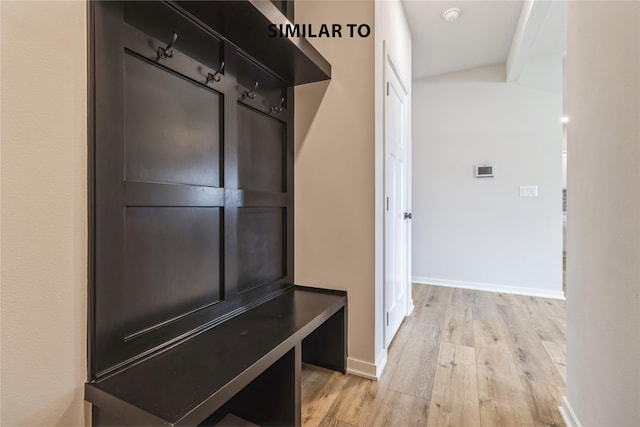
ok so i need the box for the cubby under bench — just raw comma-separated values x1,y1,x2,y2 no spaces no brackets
85,287,346,427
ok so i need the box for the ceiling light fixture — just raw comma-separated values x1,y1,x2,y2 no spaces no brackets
561,116,570,124
443,7,461,22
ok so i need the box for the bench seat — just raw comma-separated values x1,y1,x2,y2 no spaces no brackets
85,286,347,426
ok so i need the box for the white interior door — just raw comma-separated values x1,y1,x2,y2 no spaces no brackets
384,52,409,348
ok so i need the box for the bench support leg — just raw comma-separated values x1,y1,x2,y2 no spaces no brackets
302,307,347,373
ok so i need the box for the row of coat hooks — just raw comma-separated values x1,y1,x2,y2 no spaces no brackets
157,31,224,83
158,31,286,113
242,82,286,113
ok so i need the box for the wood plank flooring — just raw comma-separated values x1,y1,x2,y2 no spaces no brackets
301,284,567,427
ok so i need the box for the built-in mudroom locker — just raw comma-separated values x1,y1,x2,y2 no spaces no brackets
84,2,347,425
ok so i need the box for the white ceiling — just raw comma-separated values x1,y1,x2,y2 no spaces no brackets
402,0,567,80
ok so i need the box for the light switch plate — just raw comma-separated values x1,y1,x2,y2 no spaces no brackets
520,186,538,197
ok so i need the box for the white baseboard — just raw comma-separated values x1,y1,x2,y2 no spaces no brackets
375,349,388,379
407,299,415,316
347,353,387,381
559,396,583,427
412,276,565,300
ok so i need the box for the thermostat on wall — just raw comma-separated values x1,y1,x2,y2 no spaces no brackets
475,165,494,178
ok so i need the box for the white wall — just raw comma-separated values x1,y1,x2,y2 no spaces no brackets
294,0,376,377
562,2,640,426
1,2,88,426
374,0,412,377
412,62,564,299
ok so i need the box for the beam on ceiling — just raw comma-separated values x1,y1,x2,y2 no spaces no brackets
506,0,553,82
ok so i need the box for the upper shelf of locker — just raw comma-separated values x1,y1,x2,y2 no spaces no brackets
172,0,332,86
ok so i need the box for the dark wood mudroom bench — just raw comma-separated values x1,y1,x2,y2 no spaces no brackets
86,287,346,426
86,0,337,425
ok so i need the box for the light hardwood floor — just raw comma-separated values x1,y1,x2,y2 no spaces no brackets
301,284,567,427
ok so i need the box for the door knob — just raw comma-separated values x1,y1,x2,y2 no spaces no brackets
404,212,413,219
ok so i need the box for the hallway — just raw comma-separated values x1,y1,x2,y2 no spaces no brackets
301,284,566,426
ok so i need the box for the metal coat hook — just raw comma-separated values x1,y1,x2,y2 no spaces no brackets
206,61,225,84
271,97,286,113
158,32,178,60
243,81,259,100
